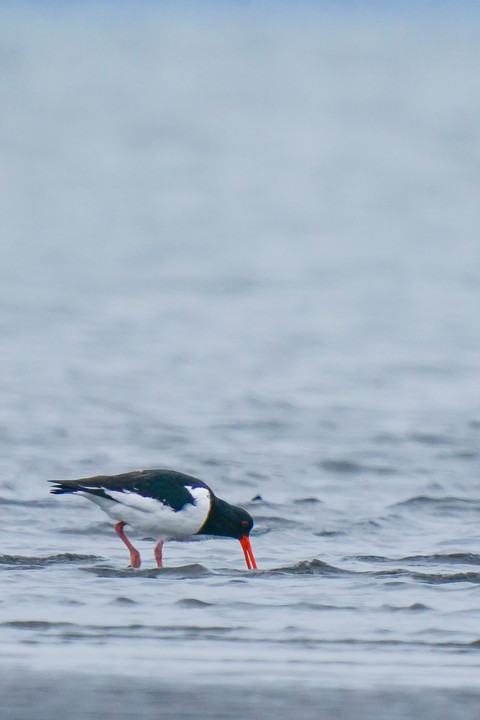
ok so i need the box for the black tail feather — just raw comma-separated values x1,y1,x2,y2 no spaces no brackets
49,480,118,502
49,481,82,495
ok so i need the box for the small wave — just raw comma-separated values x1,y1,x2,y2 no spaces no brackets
450,450,479,460
381,603,431,612
314,530,348,537
81,563,212,579
271,558,480,585
355,553,480,566
294,601,357,611
273,559,354,576
374,568,480,585
407,553,480,566
319,460,397,476
350,519,383,533
318,460,364,475
0,553,102,568
413,571,480,585
389,496,480,513
252,515,302,528
293,497,324,505
2,620,237,642
0,496,52,507
408,432,454,446
2,620,75,630
176,598,214,607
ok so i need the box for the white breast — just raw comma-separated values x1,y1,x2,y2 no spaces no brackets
80,486,211,540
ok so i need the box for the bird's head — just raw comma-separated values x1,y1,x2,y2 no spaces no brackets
198,498,257,569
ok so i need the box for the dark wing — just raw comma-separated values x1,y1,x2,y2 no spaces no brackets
49,468,212,512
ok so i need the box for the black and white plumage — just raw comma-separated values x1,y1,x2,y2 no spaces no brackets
49,469,257,569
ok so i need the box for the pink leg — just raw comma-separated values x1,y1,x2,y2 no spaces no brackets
114,521,141,568
154,540,164,568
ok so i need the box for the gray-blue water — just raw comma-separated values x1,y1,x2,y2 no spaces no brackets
1,4,480,717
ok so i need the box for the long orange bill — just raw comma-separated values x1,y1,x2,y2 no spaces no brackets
239,536,257,570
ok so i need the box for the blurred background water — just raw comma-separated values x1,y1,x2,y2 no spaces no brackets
1,2,480,718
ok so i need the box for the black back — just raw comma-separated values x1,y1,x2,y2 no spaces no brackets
50,469,211,513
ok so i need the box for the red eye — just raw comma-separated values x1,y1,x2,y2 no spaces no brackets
242,520,249,528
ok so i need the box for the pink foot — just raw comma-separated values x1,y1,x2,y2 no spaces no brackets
114,521,142,568
154,540,164,568
128,548,142,569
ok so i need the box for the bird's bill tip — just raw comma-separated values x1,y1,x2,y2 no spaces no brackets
239,535,257,570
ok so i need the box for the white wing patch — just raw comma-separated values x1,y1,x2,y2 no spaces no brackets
79,485,211,540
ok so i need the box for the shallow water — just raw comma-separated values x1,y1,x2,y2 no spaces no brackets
1,3,480,717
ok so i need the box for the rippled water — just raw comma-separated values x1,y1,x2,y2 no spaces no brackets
2,3,480,718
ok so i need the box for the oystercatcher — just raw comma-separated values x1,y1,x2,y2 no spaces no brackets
49,469,257,569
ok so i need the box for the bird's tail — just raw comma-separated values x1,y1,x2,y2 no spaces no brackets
49,480,82,495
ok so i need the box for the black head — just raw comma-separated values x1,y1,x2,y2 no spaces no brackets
198,496,254,539
198,496,257,569
233,505,254,539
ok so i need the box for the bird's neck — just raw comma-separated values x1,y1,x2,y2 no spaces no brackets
197,495,237,538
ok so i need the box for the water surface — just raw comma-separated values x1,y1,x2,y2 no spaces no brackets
1,4,480,717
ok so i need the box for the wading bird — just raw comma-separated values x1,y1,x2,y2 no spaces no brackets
50,468,257,569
